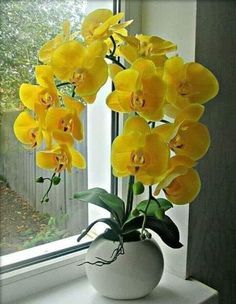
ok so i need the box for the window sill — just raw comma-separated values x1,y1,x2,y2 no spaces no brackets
6,272,218,304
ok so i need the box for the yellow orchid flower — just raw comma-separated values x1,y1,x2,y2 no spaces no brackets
111,116,169,184
45,95,84,142
107,58,166,121
51,40,108,103
36,130,86,173
81,9,132,44
19,65,58,121
163,56,219,116
153,104,210,160
38,20,78,64
117,34,176,66
154,155,201,204
13,111,43,148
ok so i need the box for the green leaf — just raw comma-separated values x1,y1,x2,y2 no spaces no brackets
155,208,165,220
129,199,164,221
77,218,122,243
99,193,125,225
122,215,183,249
156,198,173,211
74,188,123,225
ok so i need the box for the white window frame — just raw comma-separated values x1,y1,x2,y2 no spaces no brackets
0,1,198,302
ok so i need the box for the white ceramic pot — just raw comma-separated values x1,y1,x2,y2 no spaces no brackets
85,235,164,300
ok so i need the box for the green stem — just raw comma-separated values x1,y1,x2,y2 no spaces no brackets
105,55,126,70
56,82,71,88
160,119,170,124
41,172,56,203
125,175,135,220
140,186,152,239
109,35,116,57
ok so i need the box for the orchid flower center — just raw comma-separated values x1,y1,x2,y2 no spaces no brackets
40,92,53,108
130,91,145,111
169,134,184,150
71,70,85,86
139,41,153,57
55,151,68,172
28,128,38,148
130,150,146,171
178,81,192,96
59,117,73,133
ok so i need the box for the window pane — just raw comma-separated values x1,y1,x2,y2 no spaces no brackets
0,0,113,264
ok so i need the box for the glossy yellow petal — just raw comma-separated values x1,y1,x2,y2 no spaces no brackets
140,74,165,118
163,103,181,119
86,40,108,61
19,84,44,111
83,95,96,104
106,91,133,112
154,165,188,196
118,44,138,64
164,168,201,204
52,129,74,146
131,58,156,78
110,19,133,31
170,121,210,160
152,123,176,143
35,65,55,88
138,35,177,55
108,63,124,81
111,133,145,175
14,111,42,148
36,150,57,170
45,107,68,131
93,12,124,39
123,116,150,135
143,133,169,178
75,57,108,97
164,57,219,108
62,20,70,39
183,62,219,104
38,35,63,64
70,147,86,169
175,104,204,124
114,69,139,92
169,155,197,169
63,95,85,113
51,40,86,81
36,145,72,172
139,108,164,122
81,9,113,41
71,115,84,141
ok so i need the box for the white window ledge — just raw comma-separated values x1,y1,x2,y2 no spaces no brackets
6,272,218,304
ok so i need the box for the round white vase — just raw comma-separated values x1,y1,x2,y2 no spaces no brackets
85,235,164,300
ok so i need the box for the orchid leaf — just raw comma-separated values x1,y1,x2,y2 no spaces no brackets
74,188,121,224
156,198,173,211
122,215,183,248
77,218,121,243
99,193,125,225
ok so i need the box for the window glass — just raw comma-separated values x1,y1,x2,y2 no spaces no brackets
0,0,112,265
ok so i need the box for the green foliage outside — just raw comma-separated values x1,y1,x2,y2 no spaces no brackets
0,0,86,113
22,214,70,249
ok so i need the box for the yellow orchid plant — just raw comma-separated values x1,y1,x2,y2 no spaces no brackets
14,9,219,264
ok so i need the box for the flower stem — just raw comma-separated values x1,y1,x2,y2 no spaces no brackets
109,35,116,57
56,82,71,88
140,186,152,239
105,55,126,70
125,175,135,220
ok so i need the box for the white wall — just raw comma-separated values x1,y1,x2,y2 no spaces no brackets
141,0,197,278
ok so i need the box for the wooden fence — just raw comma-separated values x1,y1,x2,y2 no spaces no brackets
0,111,88,233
